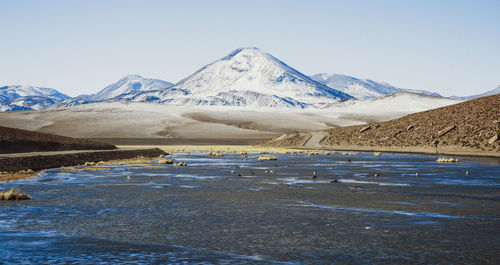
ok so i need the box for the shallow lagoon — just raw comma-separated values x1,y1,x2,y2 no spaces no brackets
1,151,499,264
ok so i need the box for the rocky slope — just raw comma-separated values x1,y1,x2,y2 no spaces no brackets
270,94,500,153
0,125,116,154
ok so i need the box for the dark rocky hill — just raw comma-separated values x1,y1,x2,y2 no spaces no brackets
0,126,116,154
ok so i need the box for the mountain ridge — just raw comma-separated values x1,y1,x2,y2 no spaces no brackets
451,86,500,100
310,73,440,100
0,85,70,111
125,47,354,108
1,48,496,111
91,74,174,101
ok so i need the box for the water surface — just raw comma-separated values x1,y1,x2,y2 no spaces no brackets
1,151,499,264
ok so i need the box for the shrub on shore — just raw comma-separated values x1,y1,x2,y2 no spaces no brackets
156,159,174,164
0,188,31,200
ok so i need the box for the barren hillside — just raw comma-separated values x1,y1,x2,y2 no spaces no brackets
270,94,499,154
0,125,116,154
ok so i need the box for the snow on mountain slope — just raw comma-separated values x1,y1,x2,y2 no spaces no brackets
131,48,353,107
0,92,461,140
5,96,60,111
50,98,98,108
0,85,70,102
321,92,460,121
309,73,400,100
0,85,70,111
452,86,500,100
111,87,190,103
310,73,440,100
91,75,174,101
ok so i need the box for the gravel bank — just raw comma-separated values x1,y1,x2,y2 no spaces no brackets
0,148,165,174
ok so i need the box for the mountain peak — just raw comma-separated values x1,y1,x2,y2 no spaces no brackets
221,47,266,61
120,74,144,80
168,48,353,107
234,47,260,52
0,85,70,111
91,75,173,101
310,73,441,100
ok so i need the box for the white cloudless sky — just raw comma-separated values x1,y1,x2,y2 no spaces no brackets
1,0,499,97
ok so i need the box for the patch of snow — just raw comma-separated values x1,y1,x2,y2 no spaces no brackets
451,86,500,100
310,73,440,100
0,85,70,111
91,75,174,101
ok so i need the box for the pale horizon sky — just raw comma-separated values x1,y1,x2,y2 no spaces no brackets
1,0,499,97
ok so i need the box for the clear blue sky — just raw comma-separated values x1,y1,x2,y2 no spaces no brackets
1,0,499,97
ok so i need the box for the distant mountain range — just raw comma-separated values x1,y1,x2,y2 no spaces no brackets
1,48,498,111
107,47,353,108
92,75,174,101
309,73,440,100
0,85,70,111
451,86,500,100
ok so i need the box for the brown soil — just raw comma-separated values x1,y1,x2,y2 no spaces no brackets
0,125,116,154
269,94,500,154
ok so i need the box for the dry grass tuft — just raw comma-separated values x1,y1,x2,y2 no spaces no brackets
63,167,109,172
0,188,32,200
156,159,174,164
0,170,39,183
258,156,277,161
117,145,305,156
436,157,459,163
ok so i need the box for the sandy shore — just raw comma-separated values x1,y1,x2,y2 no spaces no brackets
311,144,500,158
2,142,497,183
0,148,165,182
266,131,500,158
119,143,500,159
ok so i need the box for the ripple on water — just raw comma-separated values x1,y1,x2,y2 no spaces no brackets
1,152,498,263
293,201,497,220
277,177,410,187
0,231,283,264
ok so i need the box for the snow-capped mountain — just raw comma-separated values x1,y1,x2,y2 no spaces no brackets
0,85,70,111
50,97,97,109
310,73,440,100
91,75,174,101
452,86,500,100
2,96,62,111
4,48,476,112
52,75,175,108
0,85,69,101
127,48,353,108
